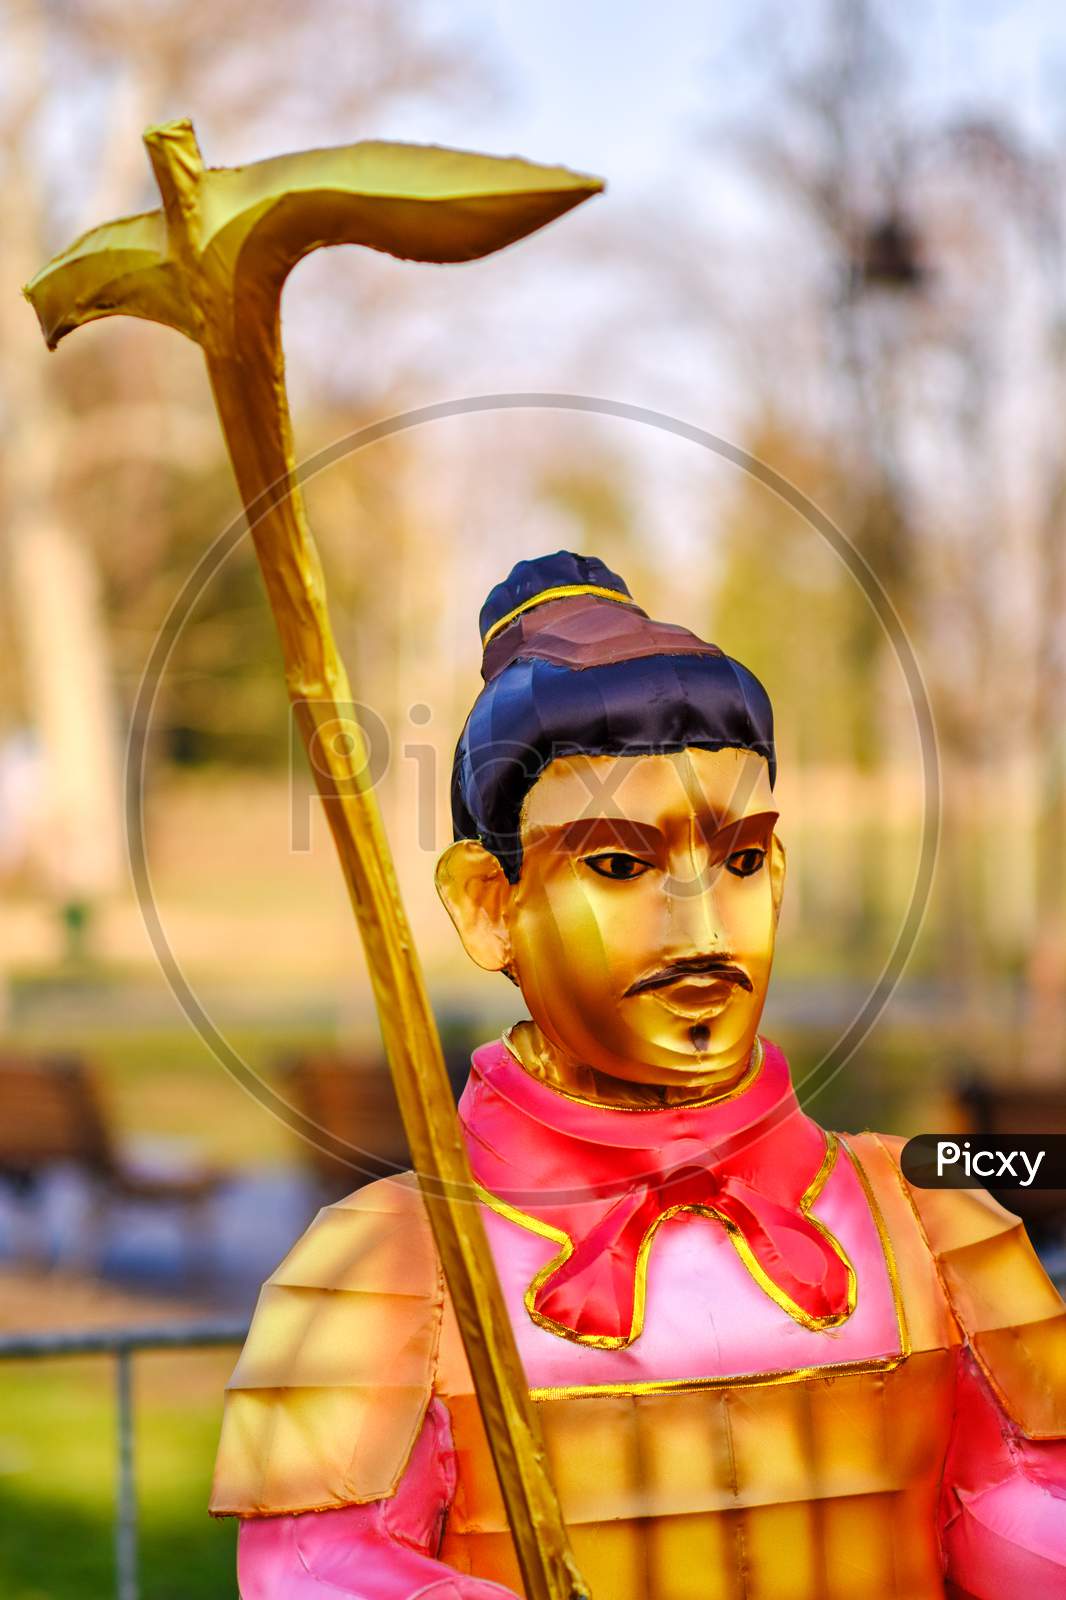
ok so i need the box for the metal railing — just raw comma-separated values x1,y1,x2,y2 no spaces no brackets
0,1319,249,1600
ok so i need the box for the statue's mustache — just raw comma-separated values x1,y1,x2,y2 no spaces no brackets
625,956,754,997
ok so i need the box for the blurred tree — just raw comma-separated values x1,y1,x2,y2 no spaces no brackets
699,0,1066,1056
0,0,490,955
2,2,124,944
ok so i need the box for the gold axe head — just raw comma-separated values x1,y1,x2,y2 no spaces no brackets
24,118,604,352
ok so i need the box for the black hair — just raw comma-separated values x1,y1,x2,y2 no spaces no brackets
477,550,630,639
451,552,775,881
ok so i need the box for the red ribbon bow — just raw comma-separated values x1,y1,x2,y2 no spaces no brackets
460,1037,856,1346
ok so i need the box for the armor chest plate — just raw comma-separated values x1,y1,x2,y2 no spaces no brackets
441,1348,956,1599
437,1134,961,1599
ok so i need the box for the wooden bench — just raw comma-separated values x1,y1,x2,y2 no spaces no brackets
279,1042,473,1200
0,1053,225,1265
278,1054,410,1199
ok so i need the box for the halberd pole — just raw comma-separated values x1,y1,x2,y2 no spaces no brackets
25,118,602,1600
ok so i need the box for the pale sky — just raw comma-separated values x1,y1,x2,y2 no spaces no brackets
357,1,1066,205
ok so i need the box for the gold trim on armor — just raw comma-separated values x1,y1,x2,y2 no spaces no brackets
840,1134,912,1362
475,1113,865,1349
481,583,641,646
530,1352,902,1403
499,1028,765,1112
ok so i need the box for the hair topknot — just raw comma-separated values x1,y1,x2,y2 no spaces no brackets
478,551,633,644
452,551,776,881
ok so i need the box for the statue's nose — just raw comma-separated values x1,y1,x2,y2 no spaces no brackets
662,852,728,951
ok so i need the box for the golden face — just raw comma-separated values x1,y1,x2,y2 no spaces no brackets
437,746,785,1094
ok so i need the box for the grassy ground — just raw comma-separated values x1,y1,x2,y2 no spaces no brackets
0,1349,237,1600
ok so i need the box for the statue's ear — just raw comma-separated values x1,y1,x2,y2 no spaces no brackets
435,839,514,973
770,833,786,924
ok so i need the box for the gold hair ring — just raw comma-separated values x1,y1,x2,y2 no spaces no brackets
481,583,641,647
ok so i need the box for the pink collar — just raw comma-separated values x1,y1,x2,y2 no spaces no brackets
458,1037,853,1344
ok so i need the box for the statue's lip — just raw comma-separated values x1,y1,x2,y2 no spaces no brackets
649,978,738,1021
625,961,752,998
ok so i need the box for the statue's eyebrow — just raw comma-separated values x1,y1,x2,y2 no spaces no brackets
531,817,664,856
697,809,779,852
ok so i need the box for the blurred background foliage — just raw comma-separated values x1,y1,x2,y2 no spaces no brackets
2,0,1066,1594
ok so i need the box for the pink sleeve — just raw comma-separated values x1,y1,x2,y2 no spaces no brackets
941,1349,1066,1598
236,1399,518,1600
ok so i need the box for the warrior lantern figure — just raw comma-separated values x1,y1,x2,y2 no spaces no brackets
213,551,1066,1599
23,111,1064,1600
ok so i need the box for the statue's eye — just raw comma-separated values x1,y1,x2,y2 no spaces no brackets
726,847,766,879
585,853,652,881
